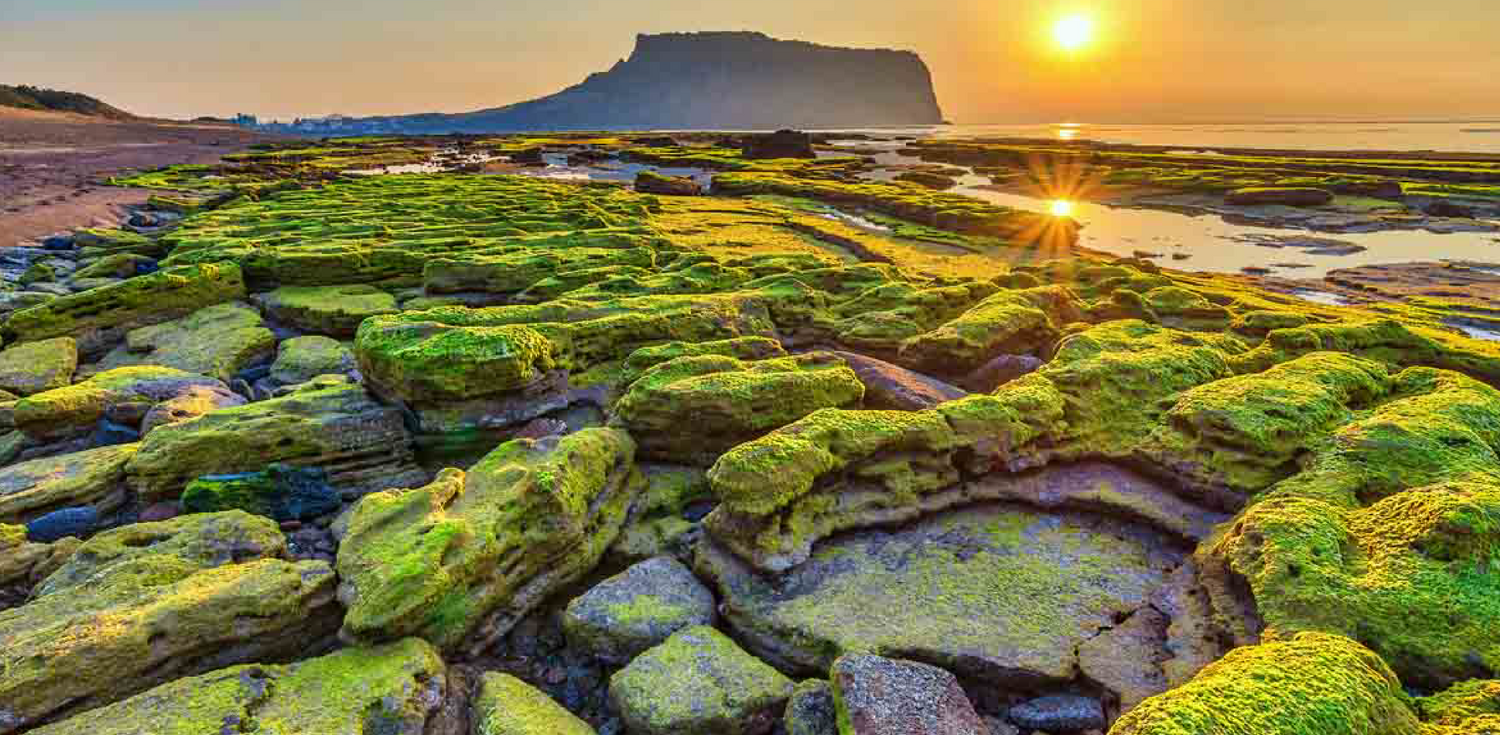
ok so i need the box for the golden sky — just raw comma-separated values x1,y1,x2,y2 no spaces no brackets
2,0,1496,122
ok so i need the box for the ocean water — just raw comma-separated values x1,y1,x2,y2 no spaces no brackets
827,121,1500,155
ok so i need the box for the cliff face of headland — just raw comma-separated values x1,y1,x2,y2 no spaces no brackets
341,32,945,133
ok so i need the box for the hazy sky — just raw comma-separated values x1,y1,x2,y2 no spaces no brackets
3,0,1497,123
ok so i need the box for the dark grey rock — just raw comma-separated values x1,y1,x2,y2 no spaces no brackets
785,680,839,735
831,653,986,735
1007,694,1106,733
563,556,716,665
832,351,967,410
743,129,816,159
26,505,99,542
92,418,140,447
961,354,1044,392
42,235,75,251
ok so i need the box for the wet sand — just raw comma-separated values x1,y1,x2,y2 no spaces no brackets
0,107,282,247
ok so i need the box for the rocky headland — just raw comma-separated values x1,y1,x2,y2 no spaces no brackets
2,130,1500,735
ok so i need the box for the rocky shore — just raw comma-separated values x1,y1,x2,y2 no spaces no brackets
3,131,1500,735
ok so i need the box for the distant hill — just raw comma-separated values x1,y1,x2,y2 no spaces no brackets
272,32,945,135
0,84,134,119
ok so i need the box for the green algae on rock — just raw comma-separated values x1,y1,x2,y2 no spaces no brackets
609,624,793,735
124,382,424,502
613,352,865,464
180,463,341,522
0,336,76,396
562,555,717,664
25,638,447,735
1416,679,1500,734
1,263,246,355
697,500,1193,691
619,336,788,385
473,671,598,735
269,334,356,386
0,522,78,591
0,444,138,524
12,365,225,441
1109,632,1420,735
256,284,399,336
90,301,275,382
336,428,642,652
0,511,340,733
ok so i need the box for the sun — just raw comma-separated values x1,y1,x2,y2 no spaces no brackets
1050,199,1075,217
1053,14,1095,51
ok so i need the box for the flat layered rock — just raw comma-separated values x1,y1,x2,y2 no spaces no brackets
0,511,341,732
0,336,76,396
256,284,399,337
337,428,642,652
90,301,275,382
1,263,246,355
124,382,425,503
27,638,447,735
269,334,356,386
832,350,967,410
614,352,864,464
562,555,717,665
0,444,138,524
13,365,226,442
697,501,1185,688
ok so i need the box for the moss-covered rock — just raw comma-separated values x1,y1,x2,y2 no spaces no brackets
697,500,1191,688
0,336,76,396
423,241,657,294
896,285,1085,375
1109,632,1419,735
0,522,78,591
256,284,399,337
180,463,341,522
620,336,788,385
125,383,425,503
71,253,157,281
2,263,246,355
0,444,138,524
612,464,713,562
336,428,642,652
138,384,246,435
562,556,717,665
609,625,793,735
473,671,598,735
0,511,341,732
614,352,865,464
1416,679,1500,734
26,638,447,735
12,365,226,442
785,680,839,735
269,334,356,385
91,301,275,382
831,653,986,735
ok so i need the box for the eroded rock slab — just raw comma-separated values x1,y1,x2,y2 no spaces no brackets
0,511,340,732
0,444,138,524
337,428,642,652
609,625,793,735
26,638,446,735
697,501,1185,688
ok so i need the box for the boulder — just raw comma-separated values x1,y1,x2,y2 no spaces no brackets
742,129,816,159
24,506,98,543
0,336,76,396
124,383,425,503
620,336,788,385
613,352,865,464
831,653,986,735
13,365,227,442
1007,695,1105,733
697,501,1189,689
784,680,839,735
269,334,356,385
897,286,1085,377
0,511,341,732
609,625,794,735
0,444,137,524
472,672,597,735
180,463,342,522
1,263,246,355
832,350,967,410
0,523,78,591
1111,633,1419,735
636,170,702,196
256,284,399,337
562,556,717,664
336,428,642,652
138,383,246,435
1225,187,1335,207
70,253,156,280
90,301,276,382
26,638,447,735
961,353,1042,392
